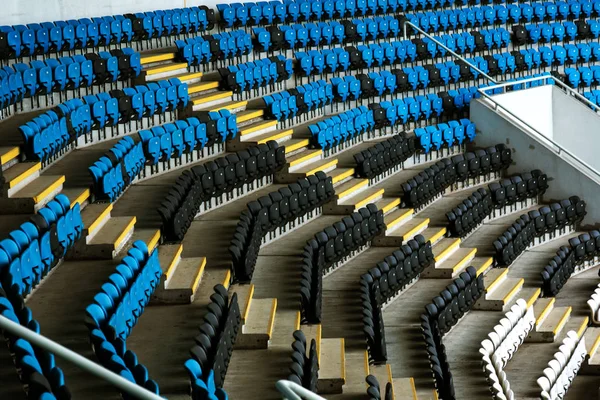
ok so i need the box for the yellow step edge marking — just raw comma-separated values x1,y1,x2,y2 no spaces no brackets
589,331,600,356
386,364,393,384
256,129,294,144
451,248,478,273
526,288,541,309
113,217,137,250
240,120,279,136
536,298,556,326
428,227,447,244
434,239,461,263
285,139,310,154
316,325,322,364
355,189,385,210
222,269,231,289
146,62,188,76
364,350,370,377
33,176,66,203
193,91,233,105
409,377,417,400
331,168,355,185
188,81,220,94
337,179,368,199
0,147,20,165
380,198,400,214
209,100,248,112
289,150,322,167
147,230,161,253
433,388,440,400
386,208,414,230
577,316,589,338
242,284,255,323
191,258,207,290
141,53,176,64
402,218,430,240
8,162,42,188
340,338,346,381
295,311,301,331
553,307,572,335
70,188,90,208
266,298,277,338
304,159,337,177
86,204,114,234
177,71,203,81
476,257,494,277
486,268,509,294
501,278,524,303
237,109,264,123
164,244,184,281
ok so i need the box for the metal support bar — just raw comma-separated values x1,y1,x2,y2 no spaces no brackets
275,380,328,400
0,315,164,400
401,21,498,85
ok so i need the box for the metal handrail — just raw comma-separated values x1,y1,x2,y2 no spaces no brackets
401,21,498,85
0,315,164,400
275,380,328,400
476,76,600,182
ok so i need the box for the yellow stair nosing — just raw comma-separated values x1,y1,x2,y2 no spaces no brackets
285,139,310,154
237,109,264,123
147,230,161,253
409,377,418,400
451,248,478,273
434,239,461,263
331,168,355,185
266,298,277,338
33,176,66,203
222,269,231,289
589,331,600,356
177,71,204,81
86,203,114,234
242,284,255,323
141,53,176,64
188,81,220,94
304,159,338,177
386,364,393,384
337,179,369,199
0,146,20,165
476,257,494,277
240,120,279,136
190,257,207,291
193,91,233,105
340,338,346,381
403,218,430,240
386,208,414,229
289,150,322,167
8,162,42,188
146,62,188,76
70,188,91,208
316,325,322,363
165,244,184,281
577,316,589,338
552,307,572,335
526,288,541,309
364,350,370,376
295,311,301,331
113,216,137,250
429,227,447,244
487,268,509,294
380,198,400,214
354,189,385,210
536,298,556,326
256,129,294,144
208,100,248,112
501,278,524,304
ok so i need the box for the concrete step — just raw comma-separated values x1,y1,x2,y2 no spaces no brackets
277,156,338,183
324,188,385,214
391,377,418,400
0,146,20,171
284,139,310,154
528,305,572,342
169,71,204,85
233,283,255,324
335,178,369,203
472,256,494,277
236,109,264,124
73,216,136,259
366,357,392,388
2,162,41,197
476,276,525,311
286,149,323,172
317,338,346,395
188,80,221,95
0,174,65,214
301,323,322,358
81,203,113,242
581,327,600,374
140,52,176,66
158,243,184,287
239,120,279,139
533,297,556,328
421,227,447,246
432,238,461,264
328,168,355,186
423,247,477,279
383,208,415,235
374,217,429,247
191,91,233,109
237,298,277,349
522,287,542,309
129,228,161,254
162,256,207,304
61,187,90,209
144,62,189,79
203,100,248,113
373,197,400,215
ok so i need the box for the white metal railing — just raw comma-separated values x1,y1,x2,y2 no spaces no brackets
276,380,328,400
0,315,163,400
476,75,600,183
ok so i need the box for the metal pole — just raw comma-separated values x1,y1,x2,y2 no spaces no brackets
0,315,164,400
402,21,498,85
275,380,328,400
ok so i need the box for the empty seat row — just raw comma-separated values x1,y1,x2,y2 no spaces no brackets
159,142,285,242
0,7,216,60
301,205,384,323
231,172,334,282
480,299,533,400
354,133,415,179
543,230,600,296
88,328,160,397
308,105,375,150
187,284,240,392
361,234,433,363
175,30,253,67
493,197,586,266
139,112,235,166
515,20,599,46
587,281,600,325
262,80,333,122
488,169,548,209
446,188,492,238
421,299,452,399
415,119,475,153
366,374,393,400
562,66,600,89
287,330,319,392
537,331,586,400
219,55,292,94
84,241,161,341
0,284,70,400
2,194,83,299
89,136,145,202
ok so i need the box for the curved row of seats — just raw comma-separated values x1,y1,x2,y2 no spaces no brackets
415,119,475,153
543,230,600,296
159,142,285,243
537,330,586,400
287,330,319,392
309,105,374,150
218,55,292,95
262,80,332,122
301,205,384,323
89,137,145,202
2,194,83,299
0,7,216,61
422,266,484,399
480,298,534,400
587,280,600,324
231,172,334,282
185,284,237,400
517,20,600,46
0,284,70,400
493,197,586,266
488,170,547,209
361,234,434,363
175,30,253,67
446,187,492,238
354,133,415,179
